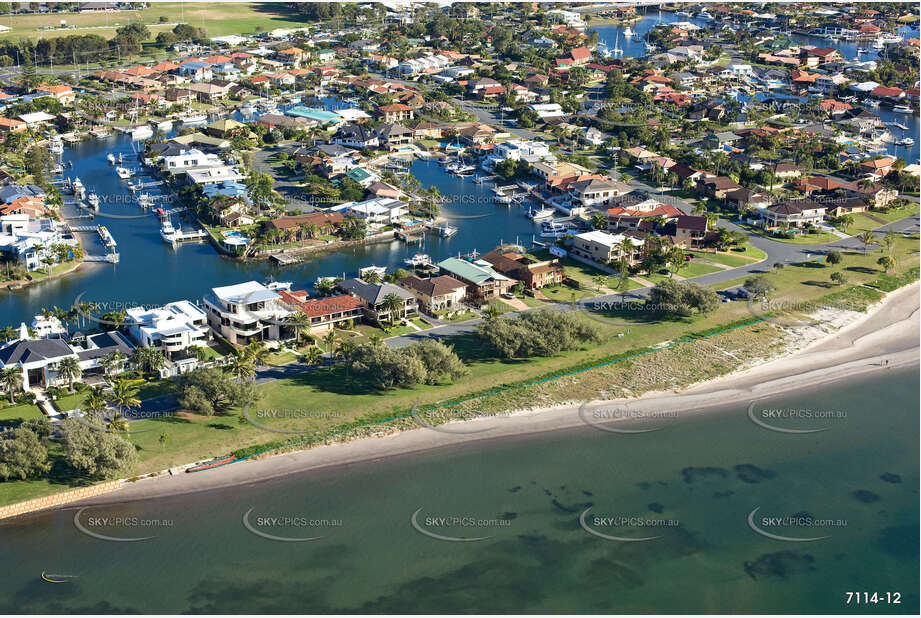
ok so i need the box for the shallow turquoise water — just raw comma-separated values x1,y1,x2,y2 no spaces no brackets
0,367,917,613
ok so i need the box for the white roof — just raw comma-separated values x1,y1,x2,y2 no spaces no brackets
18,111,55,124
576,230,643,248
212,281,278,304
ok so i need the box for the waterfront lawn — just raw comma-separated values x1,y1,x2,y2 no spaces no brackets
687,250,753,268
0,403,45,425
678,261,724,278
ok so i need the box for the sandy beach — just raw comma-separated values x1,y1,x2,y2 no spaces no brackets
81,282,920,508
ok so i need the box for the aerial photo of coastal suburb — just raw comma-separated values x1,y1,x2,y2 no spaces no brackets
0,1,917,615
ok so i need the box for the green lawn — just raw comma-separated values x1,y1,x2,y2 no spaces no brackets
0,402,45,425
869,203,920,223
678,261,724,278
688,250,753,268
539,285,594,302
411,316,435,330
0,4,315,43
731,243,768,260
741,225,840,245
442,311,478,323
51,392,86,413
265,351,299,366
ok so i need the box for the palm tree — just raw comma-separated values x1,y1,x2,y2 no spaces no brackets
108,378,140,419
323,330,338,364
0,326,17,342
56,356,82,393
882,231,896,255
229,352,256,382
303,345,322,367
0,367,22,404
82,385,110,419
244,341,269,367
100,350,126,377
363,269,383,284
106,410,129,433
482,304,502,321
858,230,876,255
284,310,309,344
381,292,404,326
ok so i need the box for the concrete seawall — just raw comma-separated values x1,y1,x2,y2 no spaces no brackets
0,481,123,520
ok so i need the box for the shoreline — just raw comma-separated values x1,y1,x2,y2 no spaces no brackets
2,260,90,292
68,281,919,511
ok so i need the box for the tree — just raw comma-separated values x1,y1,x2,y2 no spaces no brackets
830,271,847,286
177,368,253,416
108,378,140,419
667,245,686,277
82,385,109,418
303,345,322,366
0,367,22,404
100,350,126,377
825,250,842,265
743,275,774,299
285,310,308,344
590,212,607,230
877,255,896,273
648,279,720,317
59,418,137,480
158,433,169,452
56,356,82,393
229,353,256,382
0,425,51,481
858,230,875,255
476,310,600,359
382,292,404,326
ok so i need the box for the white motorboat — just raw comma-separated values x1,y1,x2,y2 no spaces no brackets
86,192,100,210
403,253,433,267
130,125,152,140
160,219,177,243
137,193,154,208
48,139,63,155
180,113,208,125
264,277,293,291
106,153,116,164
72,177,85,199
623,26,634,38
115,166,133,180
98,226,116,249
432,223,458,237
595,41,612,59
152,119,173,131
528,207,556,221
892,105,913,114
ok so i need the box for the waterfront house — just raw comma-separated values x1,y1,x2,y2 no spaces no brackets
375,123,414,150
344,197,405,226
567,177,632,210
264,211,344,236
760,200,827,229
277,290,363,334
331,124,380,150
337,279,418,324
0,335,78,391
398,275,468,313
571,230,643,267
75,331,136,381
436,257,513,300
125,301,210,361
203,281,293,345
481,250,564,290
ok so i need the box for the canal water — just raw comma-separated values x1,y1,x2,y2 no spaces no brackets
593,15,921,163
0,139,540,328
0,366,916,613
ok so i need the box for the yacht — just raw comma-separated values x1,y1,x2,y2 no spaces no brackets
675,10,690,17
86,192,100,210
106,153,116,164
893,105,913,114
180,113,208,125
403,253,433,267
98,226,116,249
48,139,63,155
865,99,880,109
856,47,868,55
527,207,556,221
137,193,154,208
595,41,612,59
130,125,152,140
612,31,624,57
160,219,177,243
264,277,293,291
115,166,133,180
447,161,475,175
898,137,915,146
152,119,173,131
697,10,713,21
72,177,85,199
622,26,634,38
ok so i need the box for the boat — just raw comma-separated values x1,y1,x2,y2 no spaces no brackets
539,222,578,239
865,99,880,109
898,137,915,146
115,166,133,180
264,277,293,291
98,226,116,249
130,125,152,140
675,10,690,17
595,41,611,59
528,207,556,221
494,194,513,204
72,177,85,199
403,253,433,267
180,113,208,125
622,26,634,38
90,128,110,139
160,219,177,243
48,139,63,155
448,163,476,176
151,119,173,131
86,192,100,210
117,153,123,164
856,47,868,55
892,105,913,114
698,10,713,21
137,193,154,208
432,222,458,238
106,153,116,164
612,31,623,57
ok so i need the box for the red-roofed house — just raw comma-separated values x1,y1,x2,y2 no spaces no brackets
871,86,905,100
277,290,364,334
556,46,592,68
35,84,75,104
376,103,414,123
